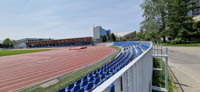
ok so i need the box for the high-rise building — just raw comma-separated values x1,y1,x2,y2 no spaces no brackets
190,0,200,21
93,26,111,42
189,0,200,17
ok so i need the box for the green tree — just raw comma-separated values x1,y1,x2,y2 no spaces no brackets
141,0,199,43
140,0,168,42
167,0,198,42
101,35,107,42
110,33,116,42
136,30,145,40
2,38,13,48
144,31,160,42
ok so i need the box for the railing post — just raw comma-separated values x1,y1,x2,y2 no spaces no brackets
160,44,163,81
165,48,168,90
157,42,159,55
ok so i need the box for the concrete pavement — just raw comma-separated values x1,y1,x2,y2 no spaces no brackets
168,47,200,92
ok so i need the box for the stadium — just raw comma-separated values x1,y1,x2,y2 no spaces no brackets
0,40,153,92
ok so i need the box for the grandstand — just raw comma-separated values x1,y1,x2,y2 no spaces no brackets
58,42,150,92
26,37,92,48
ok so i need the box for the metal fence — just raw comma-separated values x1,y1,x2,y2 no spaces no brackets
92,41,153,92
152,43,168,92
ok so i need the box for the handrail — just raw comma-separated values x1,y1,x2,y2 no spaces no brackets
92,42,153,92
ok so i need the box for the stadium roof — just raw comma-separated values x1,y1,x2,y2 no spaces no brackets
114,31,135,38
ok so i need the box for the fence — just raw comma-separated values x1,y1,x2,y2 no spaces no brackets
152,43,168,92
92,41,153,92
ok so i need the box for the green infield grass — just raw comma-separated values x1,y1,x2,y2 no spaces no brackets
0,49,51,57
162,43,200,47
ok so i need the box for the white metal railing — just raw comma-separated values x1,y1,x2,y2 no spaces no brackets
92,41,153,92
152,43,168,92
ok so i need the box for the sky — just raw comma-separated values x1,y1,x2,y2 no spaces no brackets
0,0,144,40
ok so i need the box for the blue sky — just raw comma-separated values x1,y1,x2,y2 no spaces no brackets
0,0,144,40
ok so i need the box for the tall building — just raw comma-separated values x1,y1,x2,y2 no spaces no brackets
93,26,111,42
189,0,200,17
191,0,200,21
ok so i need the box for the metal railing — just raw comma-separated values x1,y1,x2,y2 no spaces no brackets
92,41,153,92
152,43,168,92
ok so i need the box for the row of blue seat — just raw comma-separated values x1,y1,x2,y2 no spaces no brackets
59,42,148,92
141,45,149,50
59,50,131,92
113,42,139,49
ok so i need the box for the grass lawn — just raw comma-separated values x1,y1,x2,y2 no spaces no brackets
162,43,200,47
109,46,119,51
0,49,51,57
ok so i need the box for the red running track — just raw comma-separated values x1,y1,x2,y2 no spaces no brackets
0,46,115,92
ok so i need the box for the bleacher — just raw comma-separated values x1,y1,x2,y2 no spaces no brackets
58,42,149,92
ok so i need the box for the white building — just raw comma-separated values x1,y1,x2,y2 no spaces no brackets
93,26,111,42
114,31,136,41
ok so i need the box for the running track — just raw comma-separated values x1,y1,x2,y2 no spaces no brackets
0,46,115,92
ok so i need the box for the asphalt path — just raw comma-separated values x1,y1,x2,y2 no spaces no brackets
168,47,200,92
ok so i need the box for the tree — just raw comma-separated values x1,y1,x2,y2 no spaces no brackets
2,38,13,48
136,30,145,40
110,33,116,42
141,0,199,43
167,0,198,42
101,35,107,42
140,0,168,42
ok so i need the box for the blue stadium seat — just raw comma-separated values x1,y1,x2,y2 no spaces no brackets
105,71,110,76
82,76,88,81
58,88,65,92
80,80,88,87
100,74,105,80
93,78,100,85
94,73,99,78
88,76,94,82
88,73,93,77
67,84,74,90
71,85,80,92
84,82,94,91
77,88,84,92
75,79,82,85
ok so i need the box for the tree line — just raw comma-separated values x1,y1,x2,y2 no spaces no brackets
101,33,116,42
136,0,200,43
0,38,14,48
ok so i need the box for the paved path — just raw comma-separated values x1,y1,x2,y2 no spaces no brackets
168,47,200,92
